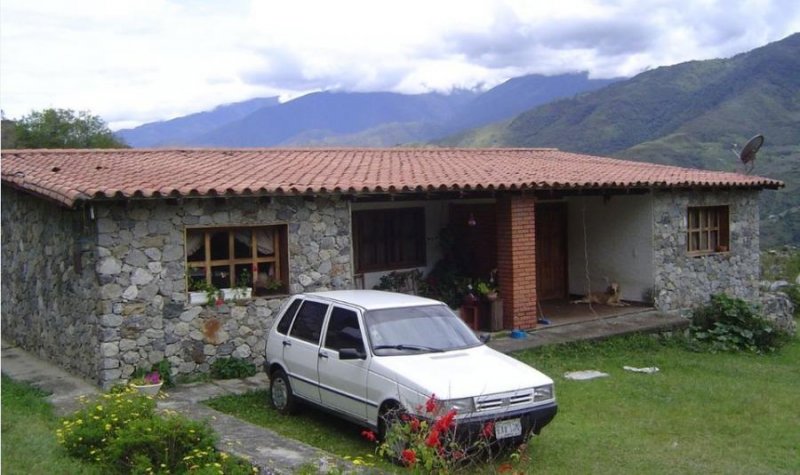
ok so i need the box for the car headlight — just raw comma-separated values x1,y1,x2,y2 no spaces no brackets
438,397,475,414
534,384,554,402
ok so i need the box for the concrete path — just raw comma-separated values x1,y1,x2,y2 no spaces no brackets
1,310,687,474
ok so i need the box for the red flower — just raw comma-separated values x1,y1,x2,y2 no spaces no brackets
434,409,457,432
452,450,465,460
425,394,438,413
482,421,495,438
425,428,441,448
401,449,417,466
215,297,224,307
360,430,376,442
409,417,421,432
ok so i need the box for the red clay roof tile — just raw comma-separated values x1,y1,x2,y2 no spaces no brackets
0,148,783,207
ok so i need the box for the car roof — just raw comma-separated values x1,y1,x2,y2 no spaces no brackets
302,290,445,311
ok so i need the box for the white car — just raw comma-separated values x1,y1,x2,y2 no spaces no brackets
264,290,557,442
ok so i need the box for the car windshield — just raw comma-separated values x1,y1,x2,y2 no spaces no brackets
365,304,481,355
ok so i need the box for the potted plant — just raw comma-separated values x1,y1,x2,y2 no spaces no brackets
129,371,162,396
188,278,219,305
475,280,499,302
223,269,253,301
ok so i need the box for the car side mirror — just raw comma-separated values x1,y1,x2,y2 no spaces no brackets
339,347,366,360
479,333,492,344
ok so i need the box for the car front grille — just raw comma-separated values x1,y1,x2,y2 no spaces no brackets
474,391,534,411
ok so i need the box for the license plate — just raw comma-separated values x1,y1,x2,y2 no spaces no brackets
495,418,522,439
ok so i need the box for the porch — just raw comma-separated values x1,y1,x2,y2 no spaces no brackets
487,308,689,354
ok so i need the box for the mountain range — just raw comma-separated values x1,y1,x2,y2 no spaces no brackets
116,72,618,147
117,34,798,246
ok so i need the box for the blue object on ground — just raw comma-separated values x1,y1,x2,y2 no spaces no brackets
510,329,527,339
538,318,551,325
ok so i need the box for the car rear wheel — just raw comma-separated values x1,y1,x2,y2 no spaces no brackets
270,368,297,414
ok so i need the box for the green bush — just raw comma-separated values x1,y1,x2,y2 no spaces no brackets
690,294,788,353
210,357,257,380
57,388,255,474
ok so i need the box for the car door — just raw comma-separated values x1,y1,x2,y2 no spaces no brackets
317,305,370,421
282,299,330,404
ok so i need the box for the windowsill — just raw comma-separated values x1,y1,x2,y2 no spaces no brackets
687,250,731,258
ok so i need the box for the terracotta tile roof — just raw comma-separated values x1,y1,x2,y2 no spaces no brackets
0,148,783,207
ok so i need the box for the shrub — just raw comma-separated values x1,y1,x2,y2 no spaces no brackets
57,387,256,474
690,294,789,353
371,394,519,473
210,357,257,380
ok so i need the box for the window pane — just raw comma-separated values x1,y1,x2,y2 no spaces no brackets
277,299,302,335
234,230,253,259
210,231,229,260
324,307,364,352
290,301,329,344
186,230,205,261
211,265,231,289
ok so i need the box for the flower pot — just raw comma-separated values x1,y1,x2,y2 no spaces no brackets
221,287,252,301
189,291,209,305
130,382,163,396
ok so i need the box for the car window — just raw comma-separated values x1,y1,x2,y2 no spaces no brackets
289,300,329,344
366,304,481,355
324,307,365,353
276,298,302,335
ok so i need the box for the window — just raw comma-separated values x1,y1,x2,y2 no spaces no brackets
687,206,730,255
353,207,426,272
186,225,288,296
289,300,329,344
324,307,364,353
276,298,302,335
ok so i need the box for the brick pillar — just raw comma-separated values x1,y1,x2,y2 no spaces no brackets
496,195,537,330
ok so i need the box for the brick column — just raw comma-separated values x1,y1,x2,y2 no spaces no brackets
496,195,537,329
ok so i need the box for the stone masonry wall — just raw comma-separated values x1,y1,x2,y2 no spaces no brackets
94,196,352,388
653,189,760,311
1,187,100,380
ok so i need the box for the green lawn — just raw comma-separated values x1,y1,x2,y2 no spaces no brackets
207,333,800,474
1,375,103,475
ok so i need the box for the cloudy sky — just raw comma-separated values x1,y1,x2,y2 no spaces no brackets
2,0,798,129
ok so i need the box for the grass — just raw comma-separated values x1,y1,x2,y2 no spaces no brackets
1,374,103,474
207,333,800,474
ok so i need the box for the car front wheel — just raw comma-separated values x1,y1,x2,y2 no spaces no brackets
270,368,297,414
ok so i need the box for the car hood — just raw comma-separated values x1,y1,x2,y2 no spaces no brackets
372,345,553,399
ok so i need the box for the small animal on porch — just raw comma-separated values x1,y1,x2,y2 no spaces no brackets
572,282,629,306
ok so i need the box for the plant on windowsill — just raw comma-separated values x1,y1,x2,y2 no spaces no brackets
222,269,253,301
188,278,219,305
255,273,284,296
129,370,162,396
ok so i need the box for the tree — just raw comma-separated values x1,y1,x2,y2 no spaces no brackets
7,108,128,149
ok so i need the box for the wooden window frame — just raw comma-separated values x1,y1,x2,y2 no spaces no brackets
353,207,426,273
687,205,730,256
185,224,288,294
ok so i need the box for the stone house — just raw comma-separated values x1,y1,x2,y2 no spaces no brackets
1,148,782,387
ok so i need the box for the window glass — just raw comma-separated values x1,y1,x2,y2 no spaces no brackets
365,304,480,355
186,225,288,297
276,298,302,335
324,307,364,353
289,301,329,344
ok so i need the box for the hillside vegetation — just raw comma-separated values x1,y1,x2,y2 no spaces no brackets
440,34,800,247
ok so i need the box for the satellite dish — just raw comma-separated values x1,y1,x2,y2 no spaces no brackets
732,134,764,174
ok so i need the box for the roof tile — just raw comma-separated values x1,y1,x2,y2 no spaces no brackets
0,148,783,207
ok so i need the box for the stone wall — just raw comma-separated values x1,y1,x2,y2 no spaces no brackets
93,196,352,388
653,189,761,311
1,187,100,380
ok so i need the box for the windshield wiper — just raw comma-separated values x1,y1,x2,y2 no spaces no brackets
373,344,444,353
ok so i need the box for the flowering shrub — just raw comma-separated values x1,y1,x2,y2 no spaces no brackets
372,394,496,473
57,387,256,474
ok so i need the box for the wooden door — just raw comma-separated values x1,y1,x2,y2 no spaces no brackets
535,202,568,300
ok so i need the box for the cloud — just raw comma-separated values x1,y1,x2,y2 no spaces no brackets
1,0,798,128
